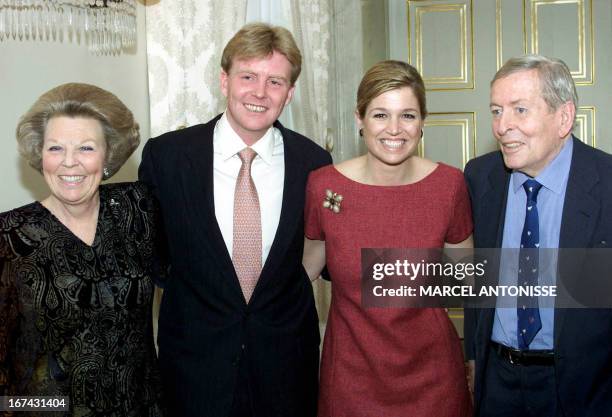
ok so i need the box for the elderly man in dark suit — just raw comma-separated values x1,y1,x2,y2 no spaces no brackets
139,23,331,417
464,55,612,417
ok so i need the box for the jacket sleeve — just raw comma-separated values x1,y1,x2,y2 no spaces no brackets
137,142,170,288
138,139,160,200
0,255,18,395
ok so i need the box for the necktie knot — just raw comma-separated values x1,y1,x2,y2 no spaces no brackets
238,147,257,166
523,179,542,204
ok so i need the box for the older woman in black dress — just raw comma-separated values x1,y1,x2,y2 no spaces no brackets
0,83,164,416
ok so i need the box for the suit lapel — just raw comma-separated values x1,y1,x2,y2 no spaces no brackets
182,116,244,299
555,137,600,345
558,138,600,248
251,123,306,300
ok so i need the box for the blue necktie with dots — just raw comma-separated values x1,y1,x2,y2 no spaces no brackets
518,179,543,350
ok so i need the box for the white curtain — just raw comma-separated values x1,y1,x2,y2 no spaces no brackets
287,0,331,151
145,0,247,136
328,0,364,161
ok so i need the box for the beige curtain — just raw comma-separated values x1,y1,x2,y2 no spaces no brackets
288,0,331,150
328,0,364,162
145,0,247,136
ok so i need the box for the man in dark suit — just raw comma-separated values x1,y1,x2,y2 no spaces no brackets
139,23,331,417
464,55,612,416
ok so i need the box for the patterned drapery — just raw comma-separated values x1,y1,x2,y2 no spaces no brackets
145,0,247,136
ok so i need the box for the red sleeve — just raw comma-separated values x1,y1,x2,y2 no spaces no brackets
304,171,325,241
445,171,473,244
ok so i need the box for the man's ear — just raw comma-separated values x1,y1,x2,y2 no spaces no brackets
558,101,576,138
284,84,296,106
220,70,229,98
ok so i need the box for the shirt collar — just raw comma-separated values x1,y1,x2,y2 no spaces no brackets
213,112,279,164
511,136,573,195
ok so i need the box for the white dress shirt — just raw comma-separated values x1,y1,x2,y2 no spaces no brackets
213,113,285,266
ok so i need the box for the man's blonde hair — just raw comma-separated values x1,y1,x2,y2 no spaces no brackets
221,22,302,85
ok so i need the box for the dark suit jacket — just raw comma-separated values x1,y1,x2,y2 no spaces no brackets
139,115,332,417
464,137,612,417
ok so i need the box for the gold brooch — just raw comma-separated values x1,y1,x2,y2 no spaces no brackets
323,189,343,213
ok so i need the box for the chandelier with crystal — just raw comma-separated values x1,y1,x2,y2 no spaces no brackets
0,0,137,55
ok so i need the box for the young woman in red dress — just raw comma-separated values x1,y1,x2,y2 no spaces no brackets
303,60,473,417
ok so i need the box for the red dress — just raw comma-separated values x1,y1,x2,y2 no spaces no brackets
305,164,473,417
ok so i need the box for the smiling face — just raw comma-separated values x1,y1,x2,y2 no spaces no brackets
490,69,573,177
42,116,106,209
220,51,295,145
357,86,424,167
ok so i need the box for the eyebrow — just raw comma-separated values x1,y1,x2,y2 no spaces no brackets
44,138,99,144
235,69,288,82
490,99,526,107
368,107,419,113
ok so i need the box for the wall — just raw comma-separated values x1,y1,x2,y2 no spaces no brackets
0,3,149,212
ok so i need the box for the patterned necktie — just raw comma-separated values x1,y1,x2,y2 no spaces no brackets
517,179,543,350
233,148,262,303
